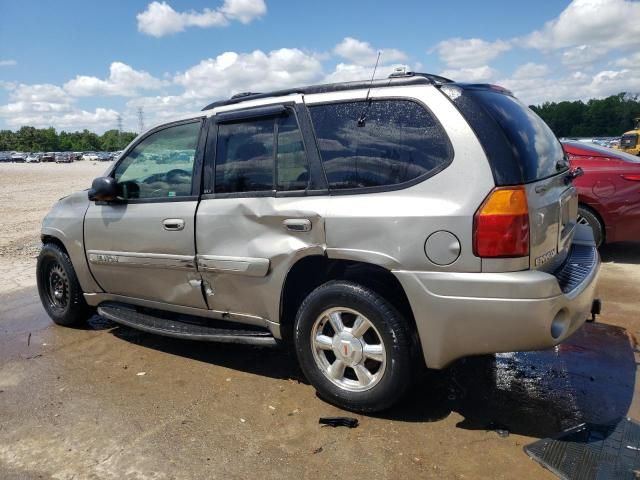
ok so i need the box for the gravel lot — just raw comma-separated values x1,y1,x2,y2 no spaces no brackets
0,161,639,479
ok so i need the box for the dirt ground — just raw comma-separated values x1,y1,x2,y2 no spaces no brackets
1,161,639,479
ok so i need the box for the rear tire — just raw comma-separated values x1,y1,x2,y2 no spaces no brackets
37,243,94,326
577,206,604,247
294,281,413,413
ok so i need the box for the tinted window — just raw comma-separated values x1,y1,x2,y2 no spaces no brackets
276,114,309,191
114,121,200,199
215,118,274,193
308,100,451,190
215,112,309,193
467,90,567,183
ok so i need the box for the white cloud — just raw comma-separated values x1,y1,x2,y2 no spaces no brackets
0,59,17,67
440,65,498,82
524,0,640,52
64,62,165,97
220,0,266,24
174,48,324,100
560,45,609,68
500,66,640,106
433,38,511,68
0,83,118,131
137,0,265,37
613,52,640,68
512,62,549,79
334,37,407,66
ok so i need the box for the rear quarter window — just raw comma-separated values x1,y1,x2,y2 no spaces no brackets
308,99,452,191
443,86,567,185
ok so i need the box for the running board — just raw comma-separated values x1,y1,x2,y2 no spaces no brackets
97,302,277,346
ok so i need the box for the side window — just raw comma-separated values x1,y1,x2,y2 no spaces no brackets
308,100,451,190
214,110,309,194
276,114,308,191
113,121,201,199
215,118,274,193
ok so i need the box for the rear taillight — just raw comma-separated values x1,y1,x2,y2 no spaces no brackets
622,174,640,182
474,186,530,257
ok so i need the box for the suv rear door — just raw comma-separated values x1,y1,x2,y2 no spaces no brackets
196,98,327,324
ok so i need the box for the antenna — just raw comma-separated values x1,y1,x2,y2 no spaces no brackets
137,107,145,134
357,51,381,127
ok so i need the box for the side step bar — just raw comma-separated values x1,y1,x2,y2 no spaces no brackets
97,302,278,346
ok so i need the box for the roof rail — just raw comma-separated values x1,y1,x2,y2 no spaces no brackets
201,72,454,111
230,92,261,99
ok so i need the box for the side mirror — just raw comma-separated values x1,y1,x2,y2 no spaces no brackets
88,176,118,202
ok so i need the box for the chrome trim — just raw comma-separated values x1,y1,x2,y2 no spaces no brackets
196,255,270,277
87,250,196,270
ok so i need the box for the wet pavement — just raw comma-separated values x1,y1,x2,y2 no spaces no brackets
1,245,639,479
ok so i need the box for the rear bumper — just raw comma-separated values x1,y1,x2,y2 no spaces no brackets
394,237,600,369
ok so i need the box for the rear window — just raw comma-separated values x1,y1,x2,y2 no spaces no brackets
621,134,638,148
470,90,566,183
442,85,567,185
308,100,452,190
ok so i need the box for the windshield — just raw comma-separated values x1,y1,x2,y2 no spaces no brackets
564,141,640,163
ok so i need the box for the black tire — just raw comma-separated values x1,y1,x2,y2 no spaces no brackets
294,280,413,413
37,243,94,326
578,206,604,247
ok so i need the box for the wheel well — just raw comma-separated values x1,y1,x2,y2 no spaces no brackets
41,235,68,254
578,203,606,242
279,256,420,353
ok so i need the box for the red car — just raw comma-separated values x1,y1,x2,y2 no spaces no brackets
562,140,640,246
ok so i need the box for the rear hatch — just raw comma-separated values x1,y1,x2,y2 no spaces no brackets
441,84,577,271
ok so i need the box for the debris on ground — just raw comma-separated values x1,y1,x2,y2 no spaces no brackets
319,417,359,428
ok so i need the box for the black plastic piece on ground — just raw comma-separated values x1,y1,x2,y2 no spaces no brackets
319,417,359,428
525,418,640,479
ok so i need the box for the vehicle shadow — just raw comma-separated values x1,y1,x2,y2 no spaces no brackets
382,322,637,439
109,323,305,382
108,320,636,440
600,242,640,265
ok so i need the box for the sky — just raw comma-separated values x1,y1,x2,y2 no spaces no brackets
1,0,639,133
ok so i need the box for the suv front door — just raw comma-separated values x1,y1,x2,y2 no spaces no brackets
84,119,208,308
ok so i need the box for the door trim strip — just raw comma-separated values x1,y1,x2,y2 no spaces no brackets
87,250,196,270
196,255,270,277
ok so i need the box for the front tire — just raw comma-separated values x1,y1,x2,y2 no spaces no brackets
294,281,413,413
577,206,604,247
37,243,93,326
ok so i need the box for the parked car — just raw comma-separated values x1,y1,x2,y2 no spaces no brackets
96,152,111,161
41,152,55,162
10,152,26,162
0,152,11,162
55,152,73,163
562,140,640,246
26,153,41,163
82,152,99,161
37,72,601,412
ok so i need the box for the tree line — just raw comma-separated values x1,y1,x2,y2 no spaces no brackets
530,92,640,138
0,126,137,152
1,92,639,151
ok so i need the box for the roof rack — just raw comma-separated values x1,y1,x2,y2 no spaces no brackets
201,72,455,111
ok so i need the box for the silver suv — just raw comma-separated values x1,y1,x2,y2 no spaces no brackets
37,72,601,412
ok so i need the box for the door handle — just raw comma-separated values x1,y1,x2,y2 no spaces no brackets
283,218,311,232
162,218,185,231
